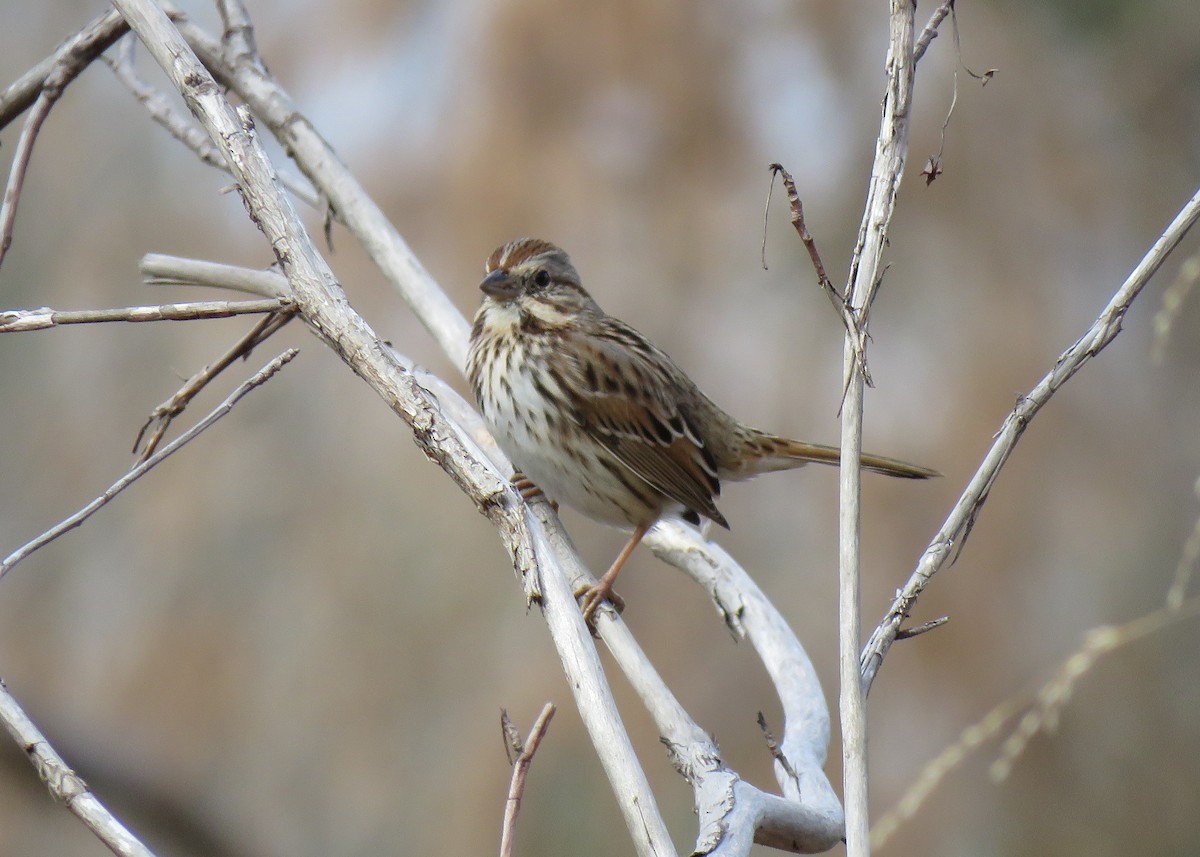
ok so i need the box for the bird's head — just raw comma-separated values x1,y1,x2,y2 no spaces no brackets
476,238,600,330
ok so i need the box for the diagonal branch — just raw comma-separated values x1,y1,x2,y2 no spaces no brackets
0,8,131,128
769,162,873,388
104,38,320,209
0,679,157,857
1,349,298,583
860,184,1200,692
170,12,472,369
110,6,676,856
133,309,295,460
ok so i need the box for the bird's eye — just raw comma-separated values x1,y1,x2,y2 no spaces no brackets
533,269,551,289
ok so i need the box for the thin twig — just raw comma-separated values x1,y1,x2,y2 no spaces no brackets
499,704,556,857
769,162,872,387
873,599,1200,850
0,90,54,269
0,349,298,583
894,616,949,640
0,298,289,332
860,184,1200,692
0,679,157,857
756,712,800,794
870,693,1024,850
991,596,1200,781
172,13,473,369
0,8,134,128
913,0,955,65
133,309,295,459
0,7,175,267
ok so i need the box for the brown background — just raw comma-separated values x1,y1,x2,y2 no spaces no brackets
2,1,1199,855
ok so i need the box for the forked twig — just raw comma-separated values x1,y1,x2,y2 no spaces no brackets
499,704,556,857
133,309,295,460
1,349,298,583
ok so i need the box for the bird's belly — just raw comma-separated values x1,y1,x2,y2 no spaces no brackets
478,362,659,528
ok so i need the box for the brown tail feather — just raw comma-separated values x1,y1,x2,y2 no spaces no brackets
732,433,939,480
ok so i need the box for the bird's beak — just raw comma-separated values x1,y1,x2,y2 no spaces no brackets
480,268,519,299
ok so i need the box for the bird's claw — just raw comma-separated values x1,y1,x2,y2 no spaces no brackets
575,581,625,625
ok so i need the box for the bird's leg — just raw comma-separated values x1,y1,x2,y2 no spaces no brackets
511,472,557,511
577,522,651,622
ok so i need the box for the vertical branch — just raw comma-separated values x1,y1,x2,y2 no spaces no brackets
839,3,917,856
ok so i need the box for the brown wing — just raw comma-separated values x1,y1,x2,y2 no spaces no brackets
555,322,729,528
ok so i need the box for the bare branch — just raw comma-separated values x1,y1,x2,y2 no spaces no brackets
104,38,320,208
894,616,949,640
499,704,556,857
860,184,1200,691
1,349,298,583
140,253,289,298
133,309,294,460
0,7,187,268
216,0,261,70
111,8,676,854
769,162,872,387
0,8,132,128
913,1,955,65
0,680,157,857
0,298,289,332
645,522,845,853
171,14,472,369
0,86,54,268
839,4,918,855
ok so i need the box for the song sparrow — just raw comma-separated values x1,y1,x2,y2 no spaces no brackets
466,238,937,620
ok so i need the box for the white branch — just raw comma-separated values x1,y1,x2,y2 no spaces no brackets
860,183,1200,689
24,4,854,852
172,13,472,369
109,6,678,854
838,4,917,856
140,253,288,298
0,680,157,857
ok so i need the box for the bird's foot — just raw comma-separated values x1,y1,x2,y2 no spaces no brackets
511,472,558,511
575,580,625,625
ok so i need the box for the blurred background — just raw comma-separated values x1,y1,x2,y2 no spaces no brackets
2,0,1199,855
